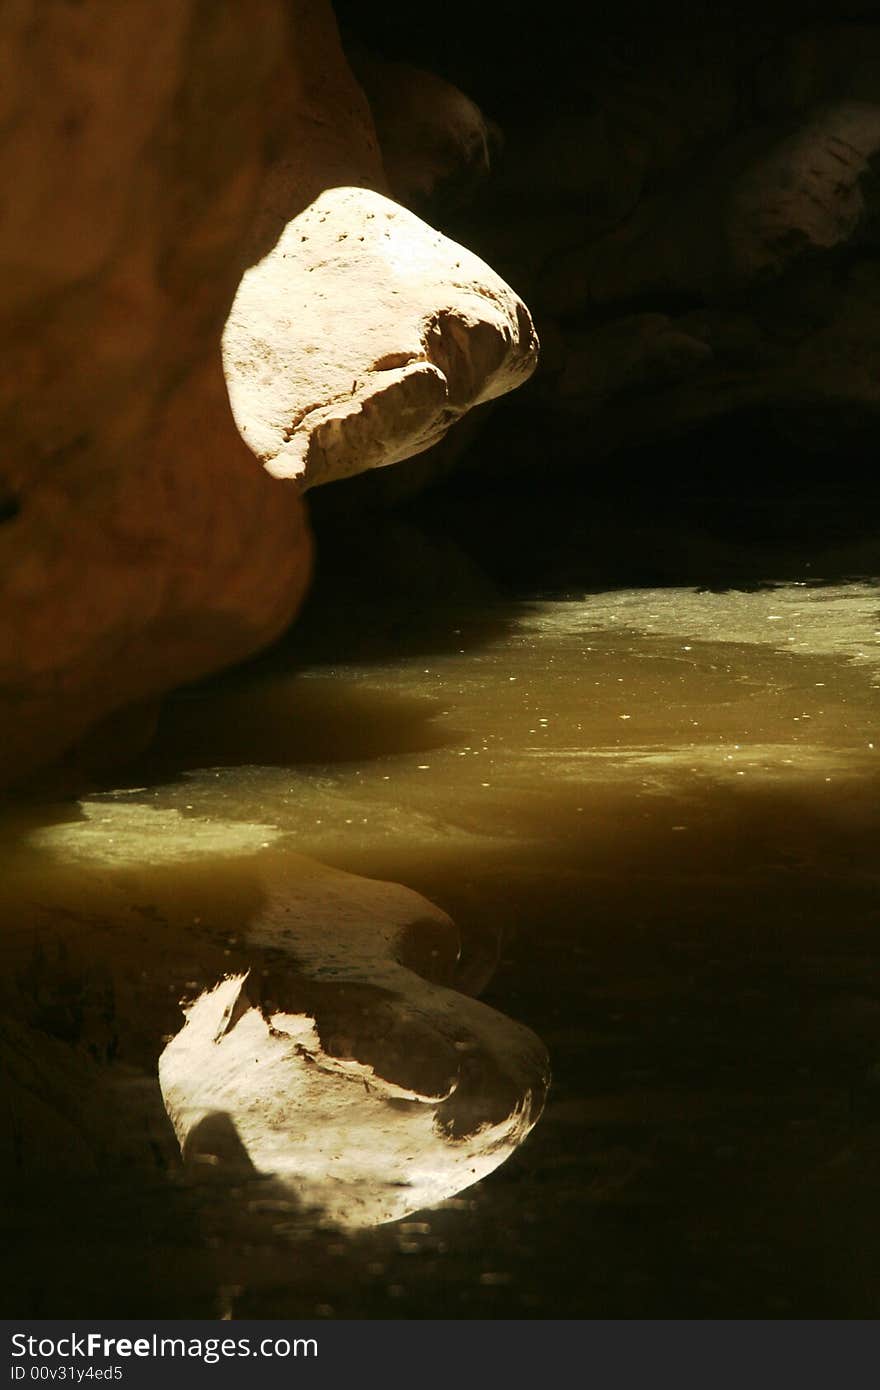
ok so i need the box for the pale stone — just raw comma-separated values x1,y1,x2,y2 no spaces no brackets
223,186,539,490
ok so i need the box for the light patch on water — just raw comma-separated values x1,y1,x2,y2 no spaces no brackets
28,803,284,865
514,585,880,677
536,742,877,784
74,586,877,881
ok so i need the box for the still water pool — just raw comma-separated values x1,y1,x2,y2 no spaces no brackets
2,578,879,1316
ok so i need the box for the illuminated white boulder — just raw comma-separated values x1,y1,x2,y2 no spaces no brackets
223,186,538,490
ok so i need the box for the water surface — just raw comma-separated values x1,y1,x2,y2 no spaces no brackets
2,576,879,1316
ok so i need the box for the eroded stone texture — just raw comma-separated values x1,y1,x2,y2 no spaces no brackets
0,0,392,788
223,186,538,490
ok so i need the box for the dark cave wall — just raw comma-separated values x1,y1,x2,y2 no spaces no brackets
336,0,880,499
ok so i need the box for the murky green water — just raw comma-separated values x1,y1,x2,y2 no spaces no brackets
2,575,880,1316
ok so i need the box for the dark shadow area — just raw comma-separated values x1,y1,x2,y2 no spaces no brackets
335,2,880,124
138,680,465,779
311,412,880,601
250,514,529,668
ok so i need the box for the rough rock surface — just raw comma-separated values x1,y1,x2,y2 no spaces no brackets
0,1,542,787
536,99,880,313
348,50,497,215
443,23,880,466
0,1,368,787
223,186,538,490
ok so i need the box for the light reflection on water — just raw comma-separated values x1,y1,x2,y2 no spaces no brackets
115,582,879,883
2,580,879,1316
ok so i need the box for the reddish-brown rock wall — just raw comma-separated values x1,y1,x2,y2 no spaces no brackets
0,1,372,786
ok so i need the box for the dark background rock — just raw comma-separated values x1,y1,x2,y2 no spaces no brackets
336,0,880,505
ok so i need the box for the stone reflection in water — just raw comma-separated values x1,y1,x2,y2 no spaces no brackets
161,967,546,1228
16,805,548,1229
5,566,880,1315
159,843,548,1227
